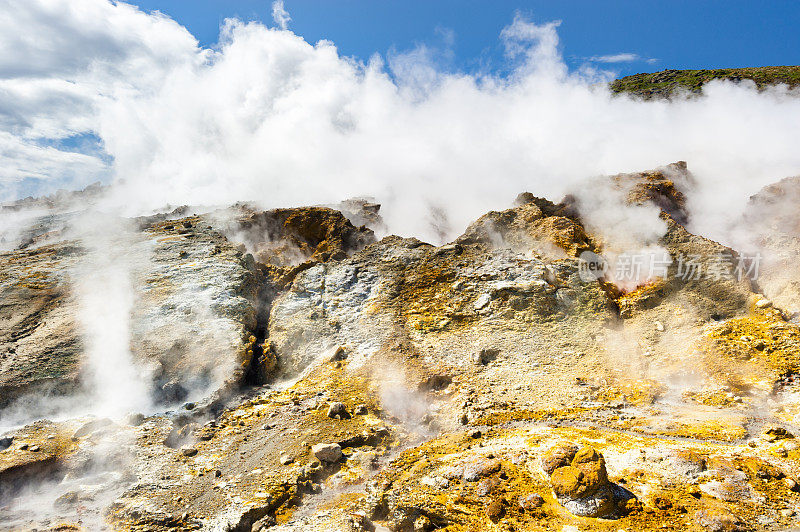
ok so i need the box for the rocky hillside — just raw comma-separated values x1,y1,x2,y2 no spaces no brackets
611,66,800,99
3,163,800,531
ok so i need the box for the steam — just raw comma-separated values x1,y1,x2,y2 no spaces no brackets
99,15,800,247
70,213,153,418
0,212,154,431
379,373,432,434
1,420,140,530
0,1,798,247
570,174,671,290
1,0,797,433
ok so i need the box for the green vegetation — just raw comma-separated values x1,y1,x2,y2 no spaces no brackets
610,66,800,99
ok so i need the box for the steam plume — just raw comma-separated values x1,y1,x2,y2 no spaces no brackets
0,1,798,247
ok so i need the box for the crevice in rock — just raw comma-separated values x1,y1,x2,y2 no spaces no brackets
232,205,379,387
0,456,65,501
244,284,274,386
241,257,283,387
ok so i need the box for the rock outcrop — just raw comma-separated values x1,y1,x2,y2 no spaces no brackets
610,66,800,99
0,215,261,409
544,443,634,517
0,204,375,410
3,162,800,531
0,243,83,406
740,175,800,317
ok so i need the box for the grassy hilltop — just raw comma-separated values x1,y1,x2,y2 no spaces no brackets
611,65,800,98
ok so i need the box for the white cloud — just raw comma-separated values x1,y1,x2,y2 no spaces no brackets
0,78,96,138
0,131,107,201
501,14,565,78
272,0,291,30
0,0,196,79
0,0,200,191
586,53,657,64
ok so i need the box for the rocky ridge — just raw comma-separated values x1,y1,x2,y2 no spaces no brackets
2,162,800,530
611,66,800,99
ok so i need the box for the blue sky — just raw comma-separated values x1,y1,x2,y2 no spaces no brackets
133,0,800,76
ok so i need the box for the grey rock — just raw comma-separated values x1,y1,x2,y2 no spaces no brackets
180,447,198,457
327,402,350,419
559,484,615,518
126,413,146,426
756,298,773,309
463,458,501,482
473,294,491,310
312,443,342,463
73,418,114,440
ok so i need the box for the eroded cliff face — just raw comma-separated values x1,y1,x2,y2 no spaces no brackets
0,215,261,411
0,241,83,406
3,163,800,531
738,175,800,317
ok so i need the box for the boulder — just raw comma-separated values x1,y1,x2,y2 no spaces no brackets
312,443,342,463
546,444,628,518
518,493,544,510
462,458,501,482
180,447,198,457
484,497,505,522
72,418,114,440
327,402,350,420
541,443,579,475
761,425,794,442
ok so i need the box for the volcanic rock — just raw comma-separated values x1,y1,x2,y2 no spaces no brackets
312,443,343,463
327,402,351,419
548,445,617,517
462,458,501,482
541,442,579,475
6,161,800,531
761,425,794,442
518,493,544,510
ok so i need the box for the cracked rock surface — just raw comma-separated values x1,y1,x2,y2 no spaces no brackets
3,163,800,531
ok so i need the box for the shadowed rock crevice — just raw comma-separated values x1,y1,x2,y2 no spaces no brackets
224,204,378,385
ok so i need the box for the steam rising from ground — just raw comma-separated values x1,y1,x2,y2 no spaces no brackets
71,214,153,418
0,215,155,431
0,0,798,431
2,0,799,246
2,422,140,530
571,175,671,290
1,0,798,434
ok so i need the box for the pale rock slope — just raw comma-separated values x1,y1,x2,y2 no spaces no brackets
2,164,800,531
